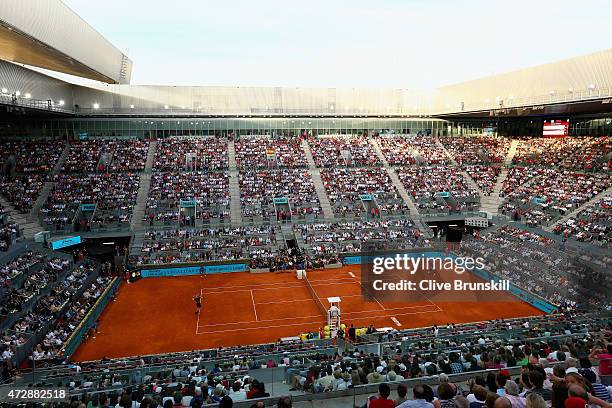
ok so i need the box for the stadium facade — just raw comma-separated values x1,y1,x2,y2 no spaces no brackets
1,1,612,137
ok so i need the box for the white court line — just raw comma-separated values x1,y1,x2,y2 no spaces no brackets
256,294,363,305
350,308,440,320
196,281,439,332
197,320,326,334
250,290,258,321
197,304,439,330
391,317,402,327
249,294,433,311
196,308,441,335
198,314,324,327
201,276,356,292
346,269,443,313
341,304,438,317
415,288,444,312
372,295,386,311
343,270,385,310
201,279,358,295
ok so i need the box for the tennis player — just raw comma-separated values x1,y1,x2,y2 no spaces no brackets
193,293,202,314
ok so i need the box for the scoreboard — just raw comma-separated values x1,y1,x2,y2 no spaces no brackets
543,120,569,137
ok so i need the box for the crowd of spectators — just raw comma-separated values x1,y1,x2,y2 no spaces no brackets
320,168,407,218
0,173,47,212
0,139,64,173
235,137,306,169
62,140,149,173
0,204,19,252
500,168,553,198
463,166,502,195
375,136,418,165
409,136,451,165
31,273,113,362
1,260,97,356
42,173,140,230
553,195,611,248
0,255,70,320
135,226,280,265
571,136,612,171
500,171,611,226
396,166,479,213
239,169,321,221
510,137,612,170
294,219,423,254
309,136,381,167
154,138,228,171
0,250,44,286
146,171,230,224
283,313,611,408
14,309,611,406
440,136,511,164
460,225,610,306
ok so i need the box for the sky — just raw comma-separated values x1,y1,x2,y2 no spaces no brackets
62,0,612,89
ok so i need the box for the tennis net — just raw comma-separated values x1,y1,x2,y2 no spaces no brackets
304,274,328,319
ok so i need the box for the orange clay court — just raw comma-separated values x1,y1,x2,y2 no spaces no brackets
72,265,543,361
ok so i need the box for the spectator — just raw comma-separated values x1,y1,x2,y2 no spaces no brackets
524,395,546,408
395,384,408,407
469,386,489,408
228,382,247,402
277,396,292,408
504,381,526,408
219,396,233,408
368,383,395,408
590,344,612,383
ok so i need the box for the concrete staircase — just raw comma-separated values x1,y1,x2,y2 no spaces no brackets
0,195,44,239
479,168,508,214
368,137,422,218
6,143,73,231
52,143,71,175
26,181,55,223
130,173,152,230
301,140,334,221
301,140,317,168
130,231,145,255
460,169,482,203
479,139,521,215
435,138,458,165
227,141,243,225
544,185,612,232
505,139,519,165
228,140,237,172
130,141,157,230
144,140,157,170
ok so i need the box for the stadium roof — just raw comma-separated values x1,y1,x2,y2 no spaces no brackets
0,2,611,117
0,0,132,84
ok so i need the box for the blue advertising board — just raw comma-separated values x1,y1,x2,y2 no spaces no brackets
141,263,247,278
436,192,450,198
180,199,197,208
273,197,289,205
51,236,82,250
343,256,362,265
80,203,97,212
359,194,373,201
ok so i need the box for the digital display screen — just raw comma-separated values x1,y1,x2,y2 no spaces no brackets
543,120,569,136
51,236,82,250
